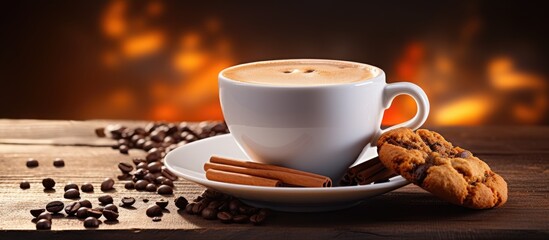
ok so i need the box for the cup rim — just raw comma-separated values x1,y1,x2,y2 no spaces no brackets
219,59,385,89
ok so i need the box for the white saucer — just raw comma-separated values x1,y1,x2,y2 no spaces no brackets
164,134,409,212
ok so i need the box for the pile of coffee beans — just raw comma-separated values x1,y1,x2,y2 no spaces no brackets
176,189,269,225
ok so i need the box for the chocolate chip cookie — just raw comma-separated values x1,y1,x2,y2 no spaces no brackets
377,128,508,209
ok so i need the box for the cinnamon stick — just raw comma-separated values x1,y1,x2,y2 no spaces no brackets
206,169,282,187
356,162,386,183
357,168,397,185
205,162,331,187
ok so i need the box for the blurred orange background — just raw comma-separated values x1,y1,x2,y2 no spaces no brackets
1,0,548,126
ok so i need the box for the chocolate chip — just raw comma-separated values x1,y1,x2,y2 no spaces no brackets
26,158,39,168
458,150,472,158
30,208,45,218
81,183,94,192
64,183,79,191
118,162,133,173
20,181,30,189
53,158,65,167
100,178,115,192
174,196,188,209
42,178,55,190
98,195,114,205
157,185,173,195
146,205,162,217
36,219,51,230
45,201,64,213
413,163,432,185
64,189,80,199
103,209,119,221
83,217,100,228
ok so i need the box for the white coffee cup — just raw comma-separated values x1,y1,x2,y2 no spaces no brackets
218,59,429,182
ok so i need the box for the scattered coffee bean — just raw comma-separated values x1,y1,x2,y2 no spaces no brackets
81,183,94,192
136,162,148,170
104,204,118,212
185,203,195,214
146,148,162,162
118,162,133,173
143,198,149,203
154,176,167,184
26,158,39,168
152,216,162,222
132,158,145,166
53,158,65,167
79,199,92,208
145,183,157,192
146,205,162,217
102,209,119,221
86,209,102,218
233,214,249,223
45,201,64,213
117,174,132,180
119,145,129,154
84,217,100,228
76,207,89,219
121,197,136,207
160,179,174,187
100,178,115,191
37,212,52,221
147,162,162,173
174,196,188,209
20,181,30,189
95,127,106,138
217,211,232,223
201,207,218,220
157,185,173,195
124,182,135,189
143,173,156,182
30,208,45,218
250,213,266,225
65,201,81,216
155,199,168,209
135,180,149,190
64,189,80,199
42,178,56,190
64,183,79,191
98,195,114,205
192,202,206,215
36,219,52,230
161,167,178,181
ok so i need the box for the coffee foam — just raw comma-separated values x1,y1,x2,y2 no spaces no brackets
222,60,377,86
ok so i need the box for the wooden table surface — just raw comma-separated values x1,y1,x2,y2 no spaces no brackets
0,120,547,239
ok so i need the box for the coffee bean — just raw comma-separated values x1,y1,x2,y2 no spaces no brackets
117,174,132,180
104,204,118,212
53,158,65,167
45,201,64,213
161,167,178,181
20,181,30,189
30,208,45,218
65,201,81,216
154,176,167,184
136,162,148,170
143,173,156,182
118,162,133,173
229,199,241,212
148,162,162,173
76,207,89,219
98,195,114,205
192,202,206,215
26,158,39,168
146,205,162,217
146,148,162,162
86,209,102,218
124,182,135,189
174,196,188,209
81,183,94,192
95,127,106,137
160,179,174,187
145,183,157,192
64,189,80,199
217,211,232,223
121,197,136,207
152,216,162,222
79,200,92,208
83,217,100,228
150,130,166,143
36,219,51,230
37,212,52,221
155,199,168,209
136,138,146,148
201,207,218,220
202,189,223,199
185,203,195,214
143,141,155,151
42,178,56,190
101,178,115,192
233,214,249,223
157,185,173,195
132,158,146,166
250,213,266,225
133,169,147,180
64,183,79,191
102,209,119,221
143,198,149,203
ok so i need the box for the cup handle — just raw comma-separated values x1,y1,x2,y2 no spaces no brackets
369,82,430,147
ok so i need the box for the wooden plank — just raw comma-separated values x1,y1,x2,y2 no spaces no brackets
0,120,547,239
